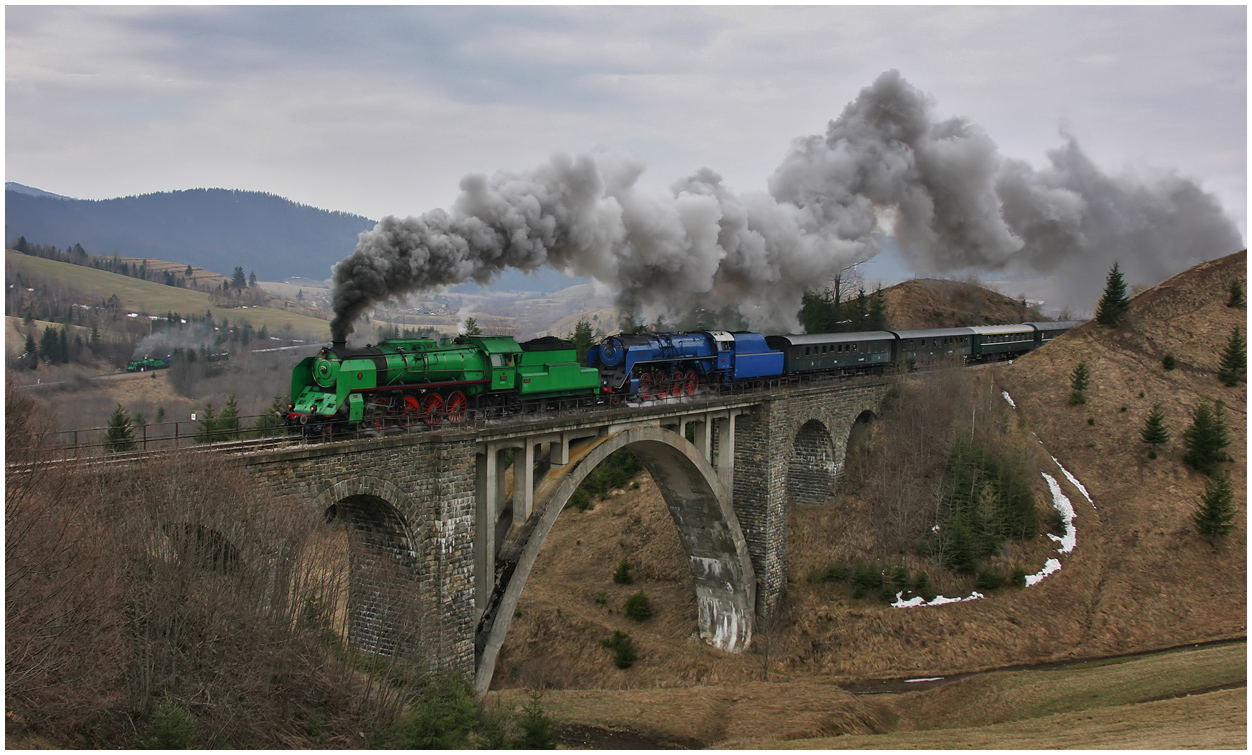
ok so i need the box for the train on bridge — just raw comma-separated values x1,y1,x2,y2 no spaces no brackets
286,320,1080,435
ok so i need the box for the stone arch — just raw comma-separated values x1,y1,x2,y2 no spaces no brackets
475,425,756,693
311,477,428,660
844,409,878,457
786,419,838,506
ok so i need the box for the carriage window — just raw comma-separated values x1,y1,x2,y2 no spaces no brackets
805,347,811,356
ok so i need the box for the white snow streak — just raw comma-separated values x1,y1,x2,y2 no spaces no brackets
1025,558,1062,587
1051,456,1094,508
892,591,986,609
882,419,1097,606
1001,390,1017,408
1042,472,1077,554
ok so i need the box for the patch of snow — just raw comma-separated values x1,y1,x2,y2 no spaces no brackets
905,677,944,683
1025,558,1062,587
892,591,985,609
926,592,986,606
1042,473,1077,554
1051,456,1094,508
1001,391,1016,408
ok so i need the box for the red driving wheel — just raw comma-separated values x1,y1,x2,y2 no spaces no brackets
637,373,655,401
683,369,699,396
422,393,444,426
445,391,468,424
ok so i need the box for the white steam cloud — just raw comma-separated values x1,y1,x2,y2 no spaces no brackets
330,69,1243,342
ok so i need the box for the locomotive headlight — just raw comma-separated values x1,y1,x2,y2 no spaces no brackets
312,356,339,387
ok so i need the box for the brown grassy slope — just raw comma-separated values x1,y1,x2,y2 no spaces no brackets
494,254,1244,693
882,278,1044,329
995,249,1247,656
495,642,1244,748
492,473,765,691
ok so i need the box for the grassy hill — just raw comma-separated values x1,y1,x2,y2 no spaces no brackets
882,277,1046,328
487,251,1245,745
6,249,331,339
5,187,373,280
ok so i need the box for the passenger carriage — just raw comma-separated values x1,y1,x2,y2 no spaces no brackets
891,328,974,366
765,331,896,375
967,324,1036,361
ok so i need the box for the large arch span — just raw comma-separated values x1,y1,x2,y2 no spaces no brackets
474,424,756,694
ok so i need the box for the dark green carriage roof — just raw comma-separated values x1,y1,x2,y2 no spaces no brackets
1024,320,1085,332
891,328,975,339
967,324,1035,336
767,331,897,348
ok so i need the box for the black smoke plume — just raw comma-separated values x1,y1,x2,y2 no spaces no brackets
330,70,1242,341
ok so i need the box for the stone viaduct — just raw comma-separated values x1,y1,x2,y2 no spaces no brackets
232,377,886,693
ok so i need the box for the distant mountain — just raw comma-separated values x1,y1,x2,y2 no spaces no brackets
4,187,376,281
5,182,72,200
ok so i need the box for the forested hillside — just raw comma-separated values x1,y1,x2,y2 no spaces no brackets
5,188,375,281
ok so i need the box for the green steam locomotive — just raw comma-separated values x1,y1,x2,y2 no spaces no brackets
287,335,600,433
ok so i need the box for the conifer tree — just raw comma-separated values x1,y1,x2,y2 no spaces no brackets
218,395,241,440
1139,403,1169,458
1182,399,1230,477
1095,262,1130,327
1193,473,1236,548
1227,278,1245,308
40,326,59,365
1068,361,1091,405
195,403,219,443
867,286,888,330
252,393,290,437
569,319,595,362
105,404,135,452
23,333,37,366
1217,326,1246,387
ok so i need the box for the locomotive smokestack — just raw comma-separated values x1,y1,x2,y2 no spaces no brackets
332,339,346,350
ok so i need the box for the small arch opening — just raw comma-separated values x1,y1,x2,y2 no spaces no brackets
309,494,424,661
787,420,837,507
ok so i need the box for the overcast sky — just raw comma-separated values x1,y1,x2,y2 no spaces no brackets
6,5,1246,240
